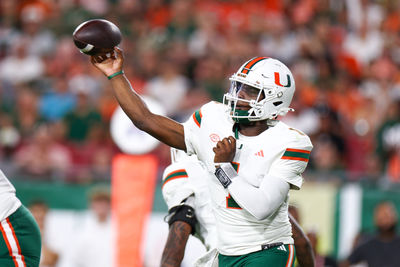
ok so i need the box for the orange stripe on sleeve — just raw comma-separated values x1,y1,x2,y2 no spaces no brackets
281,156,309,162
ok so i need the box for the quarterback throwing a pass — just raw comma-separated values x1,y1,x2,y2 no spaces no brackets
91,48,313,266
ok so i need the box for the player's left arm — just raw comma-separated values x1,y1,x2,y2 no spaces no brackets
161,221,192,267
161,194,197,267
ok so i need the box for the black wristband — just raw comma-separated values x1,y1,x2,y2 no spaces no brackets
166,204,197,234
215,166,232,188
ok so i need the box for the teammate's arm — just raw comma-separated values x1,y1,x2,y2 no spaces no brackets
161,221,192,267
289,213,315,267
91,47,186,150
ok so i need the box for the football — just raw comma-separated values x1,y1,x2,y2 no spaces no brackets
72,19,122,56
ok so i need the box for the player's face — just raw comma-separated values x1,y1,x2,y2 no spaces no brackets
236,84,265,109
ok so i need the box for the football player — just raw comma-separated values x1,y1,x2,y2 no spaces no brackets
161,148,314,267
0,169,41,266
92,48,313,266
161,148,218,266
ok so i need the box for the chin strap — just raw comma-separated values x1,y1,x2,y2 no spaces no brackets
233,123,239,139
232,109,251,124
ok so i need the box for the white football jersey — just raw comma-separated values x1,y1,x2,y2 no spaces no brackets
183,101,313,256
162,149,217,251
0,170,21,221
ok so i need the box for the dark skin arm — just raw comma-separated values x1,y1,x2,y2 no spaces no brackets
161,221,192,267
289,213,315,267
91,48,186,150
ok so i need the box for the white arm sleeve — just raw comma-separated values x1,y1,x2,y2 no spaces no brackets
228,175,290,220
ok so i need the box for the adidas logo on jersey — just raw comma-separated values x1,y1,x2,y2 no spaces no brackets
277,245,286,252
254,150,264,157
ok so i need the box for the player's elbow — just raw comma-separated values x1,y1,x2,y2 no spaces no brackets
240,194,279,220
134,118,147,131
130,110,153,131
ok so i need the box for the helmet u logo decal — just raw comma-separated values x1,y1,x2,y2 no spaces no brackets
274,72,291,87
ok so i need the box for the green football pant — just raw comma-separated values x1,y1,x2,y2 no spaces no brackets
219,244,295,267
0,205,41,267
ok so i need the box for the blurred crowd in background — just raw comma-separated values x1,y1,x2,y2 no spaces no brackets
1,0,400,185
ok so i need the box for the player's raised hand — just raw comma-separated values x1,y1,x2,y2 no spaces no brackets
91,47,124,77
213,136,236,163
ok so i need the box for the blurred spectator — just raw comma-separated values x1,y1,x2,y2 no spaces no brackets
79,0,109,16
0,112,20,175
342,201,400,267
17,3,56,57
345,0,384,32
259,13,299,64
144,58,190,117
343,18,383,66
307,230,337,267
309,103,346,174
70,124,114,183
0,38,44,85
58,0,97,36
192,56,225,102
12,87,44,139
39,78,76,122
0,0,20,58
63,88,102,143
68,186,114,267
68,69,103,102
14,124,72,180
144,0,170,29
96,86,118,122
188,9,223,58
29,200,59,267
165,0,196,42
376,100,400,182
0,112,20,158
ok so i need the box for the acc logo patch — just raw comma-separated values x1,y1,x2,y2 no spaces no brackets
210,134,220,142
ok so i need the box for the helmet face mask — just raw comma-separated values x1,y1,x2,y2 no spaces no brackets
223,57,295,123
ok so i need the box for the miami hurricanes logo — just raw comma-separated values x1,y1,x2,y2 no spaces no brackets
209,134,220,142
274,72,291,87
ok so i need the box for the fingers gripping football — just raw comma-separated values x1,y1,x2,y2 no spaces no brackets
90,47,124,77
213,136,236,163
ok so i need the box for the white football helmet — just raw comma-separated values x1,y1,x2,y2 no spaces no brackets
223,57,295,123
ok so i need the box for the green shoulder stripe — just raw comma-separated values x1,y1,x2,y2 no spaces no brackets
281,148,310,162
162,169,188,188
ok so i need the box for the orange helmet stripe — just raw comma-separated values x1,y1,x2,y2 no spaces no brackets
241,57,269,74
